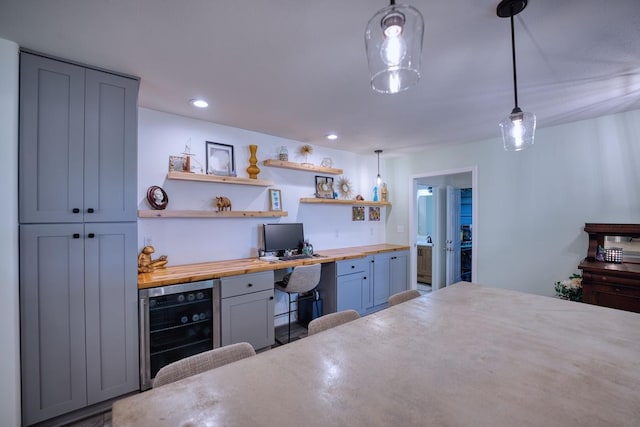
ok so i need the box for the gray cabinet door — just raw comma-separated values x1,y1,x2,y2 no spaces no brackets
19,52,139,223
85,222,139,404
337,273,369,315
390,251,409,297
221,289,274,350
373,252,392,306
84,70,138,222
19,53,85,224
20,224,87,426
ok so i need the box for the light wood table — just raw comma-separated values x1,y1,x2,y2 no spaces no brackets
113,283,640,426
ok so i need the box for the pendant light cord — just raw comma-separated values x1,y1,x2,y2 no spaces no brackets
510,12,519,109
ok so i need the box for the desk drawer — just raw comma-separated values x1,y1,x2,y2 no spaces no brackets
337,258,368,276
221,271,274,298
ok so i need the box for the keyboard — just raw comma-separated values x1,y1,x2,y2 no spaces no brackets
279,254,312,261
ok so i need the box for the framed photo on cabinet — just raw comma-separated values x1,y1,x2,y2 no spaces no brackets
206,141,235,176
269,189,282,211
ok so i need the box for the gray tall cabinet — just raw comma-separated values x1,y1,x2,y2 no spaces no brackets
19,52,139,426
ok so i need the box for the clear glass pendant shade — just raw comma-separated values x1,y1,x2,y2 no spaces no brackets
365,4,424,94
499,108,536,151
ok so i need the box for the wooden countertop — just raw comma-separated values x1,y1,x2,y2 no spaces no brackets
113,283,640,426
138,244,409,289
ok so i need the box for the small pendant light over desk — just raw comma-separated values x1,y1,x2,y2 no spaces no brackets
365,0,424,94
375,149,383,186
497,0,536,151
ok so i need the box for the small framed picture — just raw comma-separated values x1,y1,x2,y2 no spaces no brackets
315,175,334,199
352,206,365,221
206,141,235,176
269,189,282,211
369,206,381,221
168,155,187,172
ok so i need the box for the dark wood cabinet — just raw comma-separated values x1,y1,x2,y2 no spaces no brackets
578,223,640,313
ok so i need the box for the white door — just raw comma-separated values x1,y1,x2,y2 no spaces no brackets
445,186,461,286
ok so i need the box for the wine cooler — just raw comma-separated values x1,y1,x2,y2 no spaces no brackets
139,280,220,390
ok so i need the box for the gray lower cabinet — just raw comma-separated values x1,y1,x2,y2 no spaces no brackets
19,51,138,224
336,258,370,315
20,223,138,426
220,271,275,350
371,250,410,308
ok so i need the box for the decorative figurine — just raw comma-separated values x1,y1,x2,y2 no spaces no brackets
138,246,168,273
381,182,388,202
215,196,232,211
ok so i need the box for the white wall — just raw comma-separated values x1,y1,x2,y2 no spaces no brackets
0,38,21,427
138,108,388,265
387,109,640,296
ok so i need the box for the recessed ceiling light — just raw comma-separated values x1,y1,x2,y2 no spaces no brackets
326,133,338,140
190,99,209,108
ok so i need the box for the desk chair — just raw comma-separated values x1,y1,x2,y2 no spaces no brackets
275,263,321,343
153,342,255,388
307,309,360,336
388,289,421,306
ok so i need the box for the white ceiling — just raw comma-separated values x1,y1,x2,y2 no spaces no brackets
2,0,640,156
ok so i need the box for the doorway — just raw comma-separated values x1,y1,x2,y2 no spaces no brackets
409,167,477,291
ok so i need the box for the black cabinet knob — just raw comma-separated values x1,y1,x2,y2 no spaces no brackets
72,208,80,213
269,296,274,300
247,283,253,287
73,233,80,239
363,276,367,280
351,265,355,269
87,233,95,238
87,208,95,213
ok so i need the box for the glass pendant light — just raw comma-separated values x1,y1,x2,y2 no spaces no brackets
365,1,424,94
497,0,536,151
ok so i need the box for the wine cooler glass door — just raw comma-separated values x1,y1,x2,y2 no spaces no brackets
140,280,220,390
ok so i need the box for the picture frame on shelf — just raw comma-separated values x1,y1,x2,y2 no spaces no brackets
206,141,235,176
269,189,282,211
315,175,334,199
168,155,187,172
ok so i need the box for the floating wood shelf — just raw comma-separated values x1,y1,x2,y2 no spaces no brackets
166,171,273,187
262,159,343,175
299,198,391,207
138,210,288,218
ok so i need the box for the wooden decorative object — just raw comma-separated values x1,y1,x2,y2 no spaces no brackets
138,246,168,273
247,144,260,179
215,196,232,211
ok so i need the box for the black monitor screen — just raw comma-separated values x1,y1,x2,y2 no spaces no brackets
263,223,304,255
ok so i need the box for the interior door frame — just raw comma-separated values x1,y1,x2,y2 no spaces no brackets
409,166,478,290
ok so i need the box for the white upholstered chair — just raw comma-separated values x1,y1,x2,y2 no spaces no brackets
388,289,421,307
153,342,256,388
307,309,360,336
275,263,322,343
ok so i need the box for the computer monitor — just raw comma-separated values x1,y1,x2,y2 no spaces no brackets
262,223,304,256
